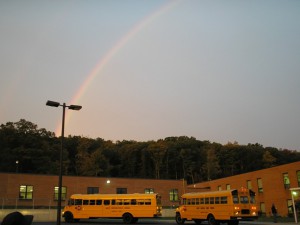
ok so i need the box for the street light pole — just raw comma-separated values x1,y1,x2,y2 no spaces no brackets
57,103,65,225
46,100,82,225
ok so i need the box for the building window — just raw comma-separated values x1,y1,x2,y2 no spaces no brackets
297,170,300,187
145,188,154,194
19,185,33,200
116,188,127,194
283,173,290,189
257,178,263,193
87,187,99,194
169,189,178,201
54,186,67,201
260,202,266,215
217,185,222,191
247,180,252,189
226,184,230,190
287,199,293,215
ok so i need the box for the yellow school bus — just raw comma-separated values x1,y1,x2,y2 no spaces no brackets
62,193,162,224
175,187,257,225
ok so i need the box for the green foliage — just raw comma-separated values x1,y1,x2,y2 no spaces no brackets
1,119,300,184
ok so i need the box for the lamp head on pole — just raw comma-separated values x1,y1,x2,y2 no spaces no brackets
46,100,60,107
68,105,82,110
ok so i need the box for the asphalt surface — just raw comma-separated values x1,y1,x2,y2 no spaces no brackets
29,219,296,225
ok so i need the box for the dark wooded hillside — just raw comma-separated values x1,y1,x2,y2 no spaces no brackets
1,119,299,184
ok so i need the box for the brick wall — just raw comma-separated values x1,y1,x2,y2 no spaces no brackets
188,161,300,217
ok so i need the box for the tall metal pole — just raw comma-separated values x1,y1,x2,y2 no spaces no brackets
291,189,298,224
46,100,81,225
57,103,66,225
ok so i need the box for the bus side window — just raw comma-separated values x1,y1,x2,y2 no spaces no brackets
205,198,209,204
145,199,151,205
196,198,200,205
215,197,220,204
210,197,214,204
111,200,116,205
183,198,187,205
138,200,144,205
124,199,130,205
221,196,227,204
200,198,204,204
116,199,122,205
192,199,196,205
104,200,110,205
96,200,102,205
75,199,82,205
83,200,89,205
131,199,137,205
68,199,74,205
90,200,95,205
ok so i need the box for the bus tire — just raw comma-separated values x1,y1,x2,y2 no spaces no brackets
175,213,186,224
208,214,219,225
64,211,74,223
123,213,134,224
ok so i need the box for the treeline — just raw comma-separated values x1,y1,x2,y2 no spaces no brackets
1,119,300,184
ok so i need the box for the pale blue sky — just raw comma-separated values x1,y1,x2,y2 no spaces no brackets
0,0,299,150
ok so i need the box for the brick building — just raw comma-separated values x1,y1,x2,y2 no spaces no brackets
187,161,300,217
0,161,299,218
0,173,185,208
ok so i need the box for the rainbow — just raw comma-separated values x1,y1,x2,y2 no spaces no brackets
55,0,181,136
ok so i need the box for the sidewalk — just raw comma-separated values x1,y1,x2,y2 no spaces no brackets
240,220,298,225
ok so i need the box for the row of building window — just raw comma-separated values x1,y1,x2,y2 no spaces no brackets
19,171,299,203
259,199,295,215
19,185,179,202
216,171,300,193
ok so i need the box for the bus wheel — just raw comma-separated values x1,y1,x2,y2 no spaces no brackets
194,219,202,224
64,212,74,223
208,214,219,225
175,213,186,224
123,213,134,224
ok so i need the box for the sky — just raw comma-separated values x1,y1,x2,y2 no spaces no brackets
0,0,300,150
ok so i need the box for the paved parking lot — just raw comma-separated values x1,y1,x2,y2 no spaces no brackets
30,219,295,225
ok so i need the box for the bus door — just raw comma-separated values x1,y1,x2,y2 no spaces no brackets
74,199,86,218
182,198,195,219
188,198,198,218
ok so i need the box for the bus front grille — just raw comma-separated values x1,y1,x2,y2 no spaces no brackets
241,209,250,214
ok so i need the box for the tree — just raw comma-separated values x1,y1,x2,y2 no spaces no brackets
262,150,276,168
1,119,300,181
147,141,167,179
203,147,221,181
0,119,56,173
